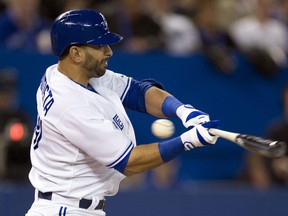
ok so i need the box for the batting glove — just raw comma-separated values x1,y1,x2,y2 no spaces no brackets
180,120,220,150
176,104,210,129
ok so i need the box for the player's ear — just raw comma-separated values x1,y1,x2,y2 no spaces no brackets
69,46,84,63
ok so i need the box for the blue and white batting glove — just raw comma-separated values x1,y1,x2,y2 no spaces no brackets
176,104,210,129
180,120,220,150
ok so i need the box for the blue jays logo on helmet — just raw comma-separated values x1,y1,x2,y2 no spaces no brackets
51,9,123,57
101,21,108,31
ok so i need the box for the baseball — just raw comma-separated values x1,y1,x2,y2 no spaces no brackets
151,119,175,139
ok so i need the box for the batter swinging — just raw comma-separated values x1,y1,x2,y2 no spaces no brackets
26,9,220,216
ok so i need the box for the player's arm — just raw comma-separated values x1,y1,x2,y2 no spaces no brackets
123,78,212,128
145,86,212,128
124,142,163,176
144,86,171,118
123,120,219,176
102,72,211,128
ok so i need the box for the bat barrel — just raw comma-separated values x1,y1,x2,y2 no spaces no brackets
209,128,287,158
236,134,287,158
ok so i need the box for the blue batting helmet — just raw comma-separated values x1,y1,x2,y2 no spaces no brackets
51,9,123,57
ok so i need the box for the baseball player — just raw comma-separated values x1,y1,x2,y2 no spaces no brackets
25,9,220,216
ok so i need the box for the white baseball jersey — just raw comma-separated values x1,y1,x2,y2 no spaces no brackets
29,64,136,199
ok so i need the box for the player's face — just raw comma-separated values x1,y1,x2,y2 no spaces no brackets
82,45,113,78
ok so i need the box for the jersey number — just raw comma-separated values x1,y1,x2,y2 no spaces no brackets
32,116,42,150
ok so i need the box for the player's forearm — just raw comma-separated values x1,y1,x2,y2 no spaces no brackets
124,137,186,176
124,143,164,176
146,87,211,129
124,120,220,176
145,86,171,118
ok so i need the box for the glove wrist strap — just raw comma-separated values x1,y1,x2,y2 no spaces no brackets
180,131,197,150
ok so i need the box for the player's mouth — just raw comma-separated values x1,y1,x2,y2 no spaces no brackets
103,59,109,67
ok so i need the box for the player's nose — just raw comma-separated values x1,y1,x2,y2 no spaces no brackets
105,46,113,57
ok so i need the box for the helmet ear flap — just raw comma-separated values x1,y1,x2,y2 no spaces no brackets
50,9,123,57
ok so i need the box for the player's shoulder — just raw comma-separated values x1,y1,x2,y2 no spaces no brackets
96,69,126,81
90,69,129,89
44,64,92,109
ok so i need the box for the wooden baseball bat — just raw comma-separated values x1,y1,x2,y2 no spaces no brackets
209,128,287,158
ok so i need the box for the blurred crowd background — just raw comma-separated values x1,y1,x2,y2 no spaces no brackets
1,0,288,75
0,0,288,193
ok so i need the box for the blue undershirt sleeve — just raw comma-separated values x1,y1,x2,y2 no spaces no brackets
122,78,164,113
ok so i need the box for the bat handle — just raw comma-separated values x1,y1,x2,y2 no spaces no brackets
208,128,239,143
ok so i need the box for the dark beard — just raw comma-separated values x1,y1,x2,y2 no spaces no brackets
83,53,105,78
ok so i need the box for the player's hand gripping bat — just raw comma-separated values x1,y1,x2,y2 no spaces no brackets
209,128,287,158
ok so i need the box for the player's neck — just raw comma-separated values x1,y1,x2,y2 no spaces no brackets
57,62,89,87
